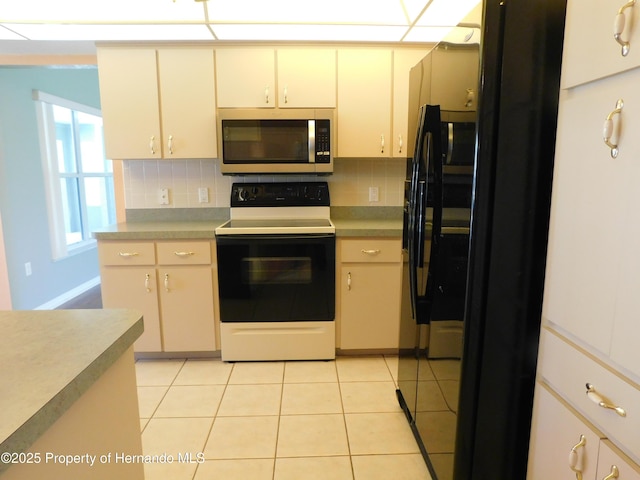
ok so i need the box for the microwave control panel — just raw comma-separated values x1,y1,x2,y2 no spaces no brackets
314,119,331,163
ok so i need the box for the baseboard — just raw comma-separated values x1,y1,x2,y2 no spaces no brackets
35,276,101,310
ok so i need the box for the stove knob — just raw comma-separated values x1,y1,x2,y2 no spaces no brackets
238,188,249,201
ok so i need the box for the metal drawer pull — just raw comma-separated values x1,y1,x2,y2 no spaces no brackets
603,465,619,480
585,383,627,417
568,435,586,480
164,273,170,292
380,134,385,153
174,251,195,257
603,99,624,158
118,252,140,257
347,272,352,291
168,135,174,155
149,135,156,155
145,273,151,292
614,0,635,57
398,134,403,154
361,249,381,255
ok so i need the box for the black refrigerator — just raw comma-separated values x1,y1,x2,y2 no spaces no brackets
396,1,567,479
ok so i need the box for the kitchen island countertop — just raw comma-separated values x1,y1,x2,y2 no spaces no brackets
0,309,143,473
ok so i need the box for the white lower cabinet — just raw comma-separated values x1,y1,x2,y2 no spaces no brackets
528,384,640,480
99,240,216,353
528,385,602,480
596,441,640,480
337,238,402,350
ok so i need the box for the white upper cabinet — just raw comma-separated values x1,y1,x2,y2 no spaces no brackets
98,48,162,159
156,48,217,159
562,0,640,89
337,48,393,157
97,47,217,159
276,48,336,108
215,48,276,108
215,47,336,108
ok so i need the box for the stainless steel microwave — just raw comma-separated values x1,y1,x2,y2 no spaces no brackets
217,109,334,175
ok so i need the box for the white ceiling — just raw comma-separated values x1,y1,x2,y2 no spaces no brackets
0,0,482,55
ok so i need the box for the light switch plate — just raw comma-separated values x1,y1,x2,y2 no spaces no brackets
369,186,379,202
198,187,209,203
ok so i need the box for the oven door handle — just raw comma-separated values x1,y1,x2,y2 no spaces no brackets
216,234,335,242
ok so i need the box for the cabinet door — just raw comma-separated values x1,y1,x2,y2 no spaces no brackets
97,48,162,159
157,48,217,159
159,266,215,352
543,69,640,356
596,441,640,480
340,263,401,349
392,49,429,158
561,0,640,89
277,48,336,108
100,267,162,352
337,49,392,157
216,48,276,108
527,384,602,480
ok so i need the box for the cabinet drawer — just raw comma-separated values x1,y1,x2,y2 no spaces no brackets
527,384,602,480
156,241,212,265
538,328,640,464
597,440,640,480
340,238,401,263
99,242,156,266
562,0,640,89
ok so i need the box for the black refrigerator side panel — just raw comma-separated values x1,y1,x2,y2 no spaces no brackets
455,0,566,479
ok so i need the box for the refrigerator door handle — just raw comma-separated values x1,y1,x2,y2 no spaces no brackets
446,122,454,164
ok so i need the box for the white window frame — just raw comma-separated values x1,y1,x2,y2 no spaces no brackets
34,90,113,260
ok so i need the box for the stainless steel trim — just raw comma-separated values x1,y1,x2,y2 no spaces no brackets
309,119,316,163
446,122,454,165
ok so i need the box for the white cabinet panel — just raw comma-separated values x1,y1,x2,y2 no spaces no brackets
597,441,640,480
277,48,336,108
216,48,276,108
543,67,640,357
97,48,162,159
157,48,217,159
562,0,640,89
538,329,640,465
337,49,392,157
528,385,602,480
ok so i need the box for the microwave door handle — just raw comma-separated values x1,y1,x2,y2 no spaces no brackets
308,120,316,163
446,122,454,165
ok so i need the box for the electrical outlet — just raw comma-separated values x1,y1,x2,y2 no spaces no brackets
158,188,170,205
198,187,209,203
369,186,379,202
25,262,32,277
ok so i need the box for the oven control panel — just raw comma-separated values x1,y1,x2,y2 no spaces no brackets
231,182,330,207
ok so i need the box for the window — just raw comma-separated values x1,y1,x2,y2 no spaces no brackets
34,91,115,260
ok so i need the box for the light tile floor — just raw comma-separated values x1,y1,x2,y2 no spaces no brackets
135,355,432,480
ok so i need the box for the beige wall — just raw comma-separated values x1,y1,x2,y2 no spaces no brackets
122,157,406,209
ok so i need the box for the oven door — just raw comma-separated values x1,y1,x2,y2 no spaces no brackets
216,234,335,322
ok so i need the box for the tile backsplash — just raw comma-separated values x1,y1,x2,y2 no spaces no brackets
123,158,406,209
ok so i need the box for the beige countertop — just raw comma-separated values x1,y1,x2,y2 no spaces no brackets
0,309,143,473
93,207,405,240
92,221,224,240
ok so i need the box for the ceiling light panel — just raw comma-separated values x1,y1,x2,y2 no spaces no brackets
207,0,409,25
211,24,409,42
416,0,481,26
0,0,206,23
0,25,26,40
6,24,214,41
